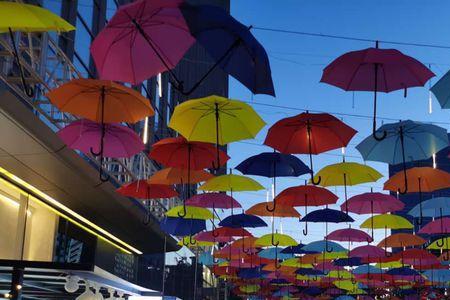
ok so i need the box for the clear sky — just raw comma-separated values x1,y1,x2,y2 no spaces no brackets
220,0,450,244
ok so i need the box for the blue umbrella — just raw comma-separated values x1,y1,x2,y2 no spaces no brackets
302,240,346,253
431,69,450,108
335,296,355,300
270,278,289,285
160,217,206,236
219,213,267,228
408,197,450,218
356,120,448,194
386,267,420,276
300,208,354,252
236,152,310,212
280,243,317,254
302,286,322,296
333,257,364,267
237,267,269,279
258,247,293,260
180,4,275,96
422,269,450,282
295,268,324,276
353,265,383,275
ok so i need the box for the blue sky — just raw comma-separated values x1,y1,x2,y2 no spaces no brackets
220,0,450,244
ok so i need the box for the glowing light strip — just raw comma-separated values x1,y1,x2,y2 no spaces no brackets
0,167,142,254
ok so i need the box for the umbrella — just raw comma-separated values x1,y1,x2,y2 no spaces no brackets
418,217,450,235
219,213,267,228
321,43,434,139
90,0,195,85
326,228,373,243
377,233,426,248
356,120,448,193
0,2,75,96
166,205,213,220
408,197,450,219
342,191,404,238
177,236,214,247
169,95,265,167
302,241,346,253
384,167,450,223
148,167,213,185
313,162,383,212
281,244,313,255
300,208,354,252
275,185,338,235
195,227,251,243
430,68,450,109
264,112,356,183
57,119,144,181
180,3,275,96
160,217,206,236
236,152,311,211
116,180,178,199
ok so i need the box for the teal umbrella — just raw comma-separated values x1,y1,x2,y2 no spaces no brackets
431,70,450,108
408,197,450,218
356,120,448,193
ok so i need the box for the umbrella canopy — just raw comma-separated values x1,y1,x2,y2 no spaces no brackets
264,112,356,183
236,152,310,178
246,202,300,218
90,0,194,85
160,217,206,236
258,248,293,260
198,174,264,192
353,265,384,275
360,214,413,229
47,79,154,123
166,206,213,220
177,236,214,247
219,213,267,228
169,95,265,145
313,162,382,187
428,237,450,250
194,231,233,243
148,167,213,185
408,197,450,218
377,233,426,248
300,208,354,223
116,180,178,199
276,185,338,207
393,249,439,266
430,69,450,109
58,119,144,158
185,193,241,209
384,167,450,193
256,233,297,247
180,3,275,96
326,228,373,243
343,192,404,214
320,45,434,137
349,245,386,260
418,217,450,234
302,241,346,253
149,136,229,170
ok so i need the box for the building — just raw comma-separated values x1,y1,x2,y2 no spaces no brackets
0,0,229,299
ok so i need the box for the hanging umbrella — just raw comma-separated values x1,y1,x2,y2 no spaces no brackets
377,233,426,248
116,180,178,199
169,95,265,167
90,0,195,85
148,167,213,185
194,231,234,243
343,191,404,238
300,208,354,252
275,185,338,235
408,197,450,220
236,152,311,211
178,236,214,247
326,228,373,243
264,112,356,183
384,167,450,224
58,119,145,181
302,241,346,253
393,249,439,267
160,216,206,236
321,43,434,139
356,120,448,194
219,213,267,228
313,162,383,213
430,69,450,109
0,2,75,96
418,217,450,235
180,3,275,96
256,233,297,270
149,136,229,170
349,245,386,261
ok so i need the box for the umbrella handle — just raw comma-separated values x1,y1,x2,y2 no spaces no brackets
182,238,189,247
372,129,387,141
312,275,317,282
351,277,356,284
271,234,280,247
310,174,321,185
443,251,449,261
302,221,308,236
212,222,219,237
325,243,333,253
177,200,187,218
189,234,196,245
436,238,445,248
266,199,276,212
98,156,110,182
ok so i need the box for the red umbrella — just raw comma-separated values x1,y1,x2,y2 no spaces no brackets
326,228,373,243
275,185,338,235
149,136,229,170
264,112,356,184
419,217,450,235
116,180,178,199
321,42,434,139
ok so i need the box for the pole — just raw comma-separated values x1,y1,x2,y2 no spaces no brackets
161,236,167,297
193,248,199,300
10,267,24,300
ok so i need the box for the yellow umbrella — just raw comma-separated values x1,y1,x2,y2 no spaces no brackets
333,280,359,291
327,270,354,280
316,251,348,261
239,285,260,294
199,174,264,192
166,205,214,220
360,214,413,230
280,258,312,268
428,237,450,250
0,2,75,96
168,95,265,166
375,260,404,269
255,233,297,247
177,236,214,248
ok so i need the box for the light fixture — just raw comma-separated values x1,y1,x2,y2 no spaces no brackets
76,281,95,300
64,275,80,293
15,284,22,291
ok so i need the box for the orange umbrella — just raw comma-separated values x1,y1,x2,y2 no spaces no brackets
377,233,426,248
47,79,154,123
148,167,213,185
384,167,450,224
246,202,301,218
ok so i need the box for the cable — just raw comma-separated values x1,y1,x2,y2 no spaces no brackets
252,26,450,50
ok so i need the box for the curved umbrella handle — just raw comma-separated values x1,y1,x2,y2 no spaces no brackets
177,199,187,218
436,238,445,248
99,165,110,182
325,242,333,253
142,206,151,226
397,171,408,194
442,251,449,261
310,173,321,185
90,146,102,157
271,234,280,247
182,238,190,247
302,221,308,236
266,199,276,212
373,129,387,141
189,234,196,245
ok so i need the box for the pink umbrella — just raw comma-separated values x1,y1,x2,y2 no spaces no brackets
343,192,404,238
90,0,195,85
418,217,450,235
58,119,144,181
321,43,434,139
195,231,235,243
326,228,373,243
185,193,241,209
349,245,386,261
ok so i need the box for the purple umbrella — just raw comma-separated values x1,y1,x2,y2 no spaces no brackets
58,119,144,180
90,0,195,85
